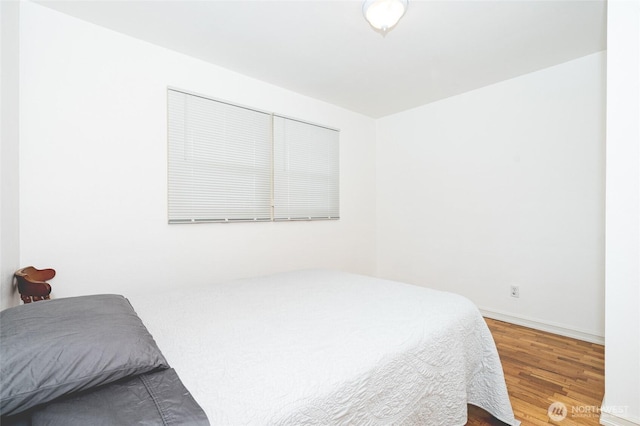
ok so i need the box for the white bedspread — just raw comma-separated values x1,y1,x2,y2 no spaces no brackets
129,270,519,426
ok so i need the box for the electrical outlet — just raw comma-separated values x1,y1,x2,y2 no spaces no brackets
510,285,520,298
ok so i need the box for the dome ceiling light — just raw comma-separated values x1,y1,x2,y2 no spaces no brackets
362,0,408,35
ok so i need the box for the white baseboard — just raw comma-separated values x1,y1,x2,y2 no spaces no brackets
479,307,605,345
600,411,640,426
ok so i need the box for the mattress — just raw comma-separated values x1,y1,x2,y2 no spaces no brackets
128,270,519,426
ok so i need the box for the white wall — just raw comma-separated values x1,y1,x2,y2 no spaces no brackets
18,2,377,300
13,2,615,357
602,0,640,424
376,52,606,342
0,0,21,310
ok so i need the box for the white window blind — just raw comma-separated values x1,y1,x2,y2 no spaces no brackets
168,89,272,222
273,116,340,220
167,88,339,223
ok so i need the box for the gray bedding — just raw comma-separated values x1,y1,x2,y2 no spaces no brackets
2,368,208,426
34,368,207,425
0,295,209,425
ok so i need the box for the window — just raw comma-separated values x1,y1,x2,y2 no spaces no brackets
167,88,339,223
273,116,339,220
167,89,272,222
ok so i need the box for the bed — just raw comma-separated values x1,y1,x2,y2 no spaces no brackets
1,270,519,426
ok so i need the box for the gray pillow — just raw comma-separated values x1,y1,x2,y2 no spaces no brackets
0,294,169,416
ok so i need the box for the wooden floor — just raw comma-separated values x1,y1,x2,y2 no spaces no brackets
466,318,605,426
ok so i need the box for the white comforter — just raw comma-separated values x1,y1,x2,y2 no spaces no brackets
129,270,519,426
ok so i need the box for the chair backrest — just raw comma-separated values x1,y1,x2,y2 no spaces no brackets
15,266,56,283
15,266,55,302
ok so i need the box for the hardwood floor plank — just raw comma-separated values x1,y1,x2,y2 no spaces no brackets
466,318,604,426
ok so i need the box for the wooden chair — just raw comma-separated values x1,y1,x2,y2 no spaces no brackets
15,266,55,304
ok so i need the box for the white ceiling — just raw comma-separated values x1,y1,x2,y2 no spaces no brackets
35,0,607,118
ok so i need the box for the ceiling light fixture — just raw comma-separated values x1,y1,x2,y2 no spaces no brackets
362,0,408,35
